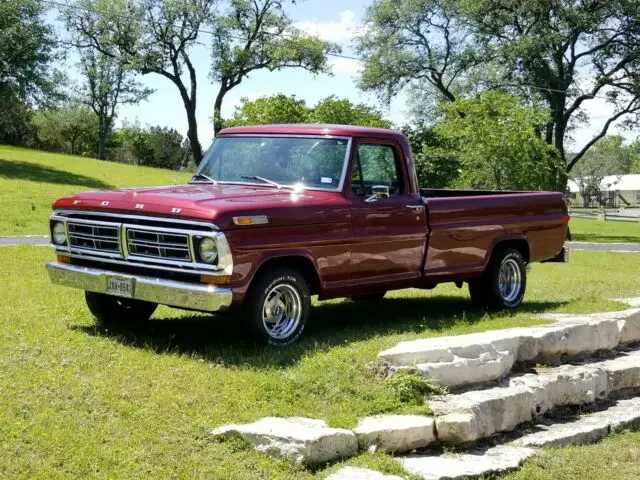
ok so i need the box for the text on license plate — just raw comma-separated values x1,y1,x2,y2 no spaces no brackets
107,277,135,298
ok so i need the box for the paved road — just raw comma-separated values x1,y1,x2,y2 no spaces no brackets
567,241,640,252
1,236,640,252
0,235,48,246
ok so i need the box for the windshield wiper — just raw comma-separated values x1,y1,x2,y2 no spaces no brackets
241,175,283,190
189,173,218,185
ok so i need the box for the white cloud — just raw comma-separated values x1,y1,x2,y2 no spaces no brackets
328,56,364,75
294,10,358,43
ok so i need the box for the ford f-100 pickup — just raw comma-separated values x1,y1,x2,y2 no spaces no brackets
47,124,569,345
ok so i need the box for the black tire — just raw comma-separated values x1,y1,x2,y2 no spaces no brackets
349,292,387,302
468,248,527,309
85,291,157,324
241,267,311,346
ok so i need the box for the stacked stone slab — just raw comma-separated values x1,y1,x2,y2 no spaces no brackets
392,394,640,480
210,417,358,466
512,397,640,448
378,309,640,389
210,303,640,479
353,415,436,453
398,445,536,480
432,351,640,444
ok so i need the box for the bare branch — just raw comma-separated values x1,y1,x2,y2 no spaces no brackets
568,97,640,171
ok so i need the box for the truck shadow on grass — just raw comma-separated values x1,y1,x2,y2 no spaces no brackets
74,295,566,368
0,159,113,189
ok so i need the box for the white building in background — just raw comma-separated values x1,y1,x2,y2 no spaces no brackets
568,174,640,207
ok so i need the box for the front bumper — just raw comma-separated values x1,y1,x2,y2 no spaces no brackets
46,262,233,313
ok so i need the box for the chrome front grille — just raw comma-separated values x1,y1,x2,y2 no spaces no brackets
50,210,232,276
67,222,120,253
127,228,191,261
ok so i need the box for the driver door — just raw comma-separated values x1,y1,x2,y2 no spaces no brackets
349,139,427,282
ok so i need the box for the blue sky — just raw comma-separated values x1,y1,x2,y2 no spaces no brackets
54,0,634,153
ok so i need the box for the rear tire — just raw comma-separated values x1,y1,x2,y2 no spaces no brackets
469,248,526,309
349,292,387,302
85,291,157,324
241,267,311,346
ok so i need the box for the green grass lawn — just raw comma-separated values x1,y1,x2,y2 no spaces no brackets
0,146,191,235
1,247,639,479
570,217,640,243
504,431,640,480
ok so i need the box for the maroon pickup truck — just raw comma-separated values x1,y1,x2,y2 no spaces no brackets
47,125,569,345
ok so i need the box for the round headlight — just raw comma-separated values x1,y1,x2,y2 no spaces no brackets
52,222,67,245
199,237,218,264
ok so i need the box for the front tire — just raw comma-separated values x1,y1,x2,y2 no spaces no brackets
85,291,157,324
242,267,311,346
469,248,527,309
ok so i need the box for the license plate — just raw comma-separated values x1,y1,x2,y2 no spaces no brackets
106,276,135,298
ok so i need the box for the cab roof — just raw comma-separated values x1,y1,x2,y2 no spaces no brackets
218,124,406,141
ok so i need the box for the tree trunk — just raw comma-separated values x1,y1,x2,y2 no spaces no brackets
213,86,227,138
185,102,202,167
98,118,107,160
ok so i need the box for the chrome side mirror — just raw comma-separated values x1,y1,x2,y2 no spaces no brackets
364,185,391,202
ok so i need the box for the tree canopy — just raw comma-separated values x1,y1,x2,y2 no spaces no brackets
66,0,216,166
0,0,60,145
429,91,563,191
0,0,59,106
225,94,309,127
31,104,98,155
357,0,640,186
308,96,392,128
223,94,392,129
210,0,338,137
67,0,336,166
76,48,152,159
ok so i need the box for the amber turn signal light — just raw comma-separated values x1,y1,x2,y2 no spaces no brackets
200,274,231,285
56,254,72,264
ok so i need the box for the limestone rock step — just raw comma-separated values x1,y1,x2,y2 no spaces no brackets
398,445,536,480
354,415,436,453
325,466,405,480
513,397,640,448
398,396,640,480
378,309,640,389
210,417,357,466
432,349,640,444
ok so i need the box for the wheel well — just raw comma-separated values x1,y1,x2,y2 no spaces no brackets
252,256,321,295
492,239,530,264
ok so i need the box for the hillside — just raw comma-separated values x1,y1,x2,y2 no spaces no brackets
0,146,192,235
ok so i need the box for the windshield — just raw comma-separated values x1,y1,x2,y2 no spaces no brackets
196,136,350,190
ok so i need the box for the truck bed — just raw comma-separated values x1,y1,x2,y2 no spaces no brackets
420,188,533,198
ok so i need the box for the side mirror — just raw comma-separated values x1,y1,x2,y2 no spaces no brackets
364,185,390,203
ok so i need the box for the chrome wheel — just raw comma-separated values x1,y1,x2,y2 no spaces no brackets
262,283,302,340
498,258,522,303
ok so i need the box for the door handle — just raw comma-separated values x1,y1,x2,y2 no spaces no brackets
405,204,424,211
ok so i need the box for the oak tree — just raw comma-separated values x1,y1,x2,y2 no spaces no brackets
66,0,218,166
357,0,640,187
77,48,152,159
210,0,338,137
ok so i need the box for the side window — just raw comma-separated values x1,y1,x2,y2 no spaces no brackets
352,144,403,196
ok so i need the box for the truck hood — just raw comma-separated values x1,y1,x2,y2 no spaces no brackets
52,183,350,229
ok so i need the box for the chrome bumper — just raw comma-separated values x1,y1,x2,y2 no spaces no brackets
46,262,233,313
